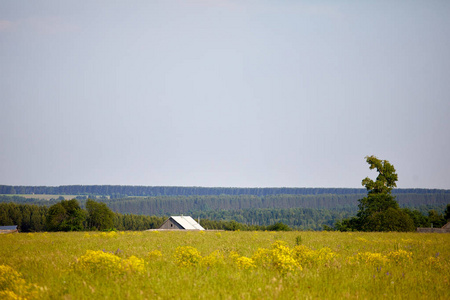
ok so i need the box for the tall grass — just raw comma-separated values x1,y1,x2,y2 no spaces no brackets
0,231,448,299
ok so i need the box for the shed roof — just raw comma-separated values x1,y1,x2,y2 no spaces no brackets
0,225,18,230
170,216,205,230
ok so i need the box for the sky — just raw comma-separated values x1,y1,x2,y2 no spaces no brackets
1,1,449,189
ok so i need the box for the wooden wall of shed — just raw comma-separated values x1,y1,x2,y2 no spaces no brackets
159,219,184,230
0,229,19,234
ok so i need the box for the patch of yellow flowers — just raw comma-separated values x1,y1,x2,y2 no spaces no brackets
234,256,256,270
0,264,43,299
71,239,442,280
251,241,300,273
76,250,145,274
173,241,337,274
83,231,145,238
201,250,225,268
349,249,413,266
147,249,163,260
355,252,390,266
173,246,202,267
293,245,336,266
387,249,412,264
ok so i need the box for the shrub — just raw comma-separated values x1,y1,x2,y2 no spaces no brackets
77,250,122,274
387,250,412,264
148,250,163,260
201,250,224,268
355,252,389,266
0,264,41,299
174,246,202,267
235,256,256,269
363,208,415,232
76,250,145,274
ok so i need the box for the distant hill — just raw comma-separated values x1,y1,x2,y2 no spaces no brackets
1,184,448,198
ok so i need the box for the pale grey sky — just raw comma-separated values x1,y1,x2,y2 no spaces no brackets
1,1,449,189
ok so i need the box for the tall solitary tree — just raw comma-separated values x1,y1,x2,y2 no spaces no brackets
336,155,414,232
357,155,399,221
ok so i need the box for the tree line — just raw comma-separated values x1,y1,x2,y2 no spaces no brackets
1,200,447,232
2,192,448,216
195,207,355,231
0,200,297,232
199,219,292,231
1,184,448,198
2,159,449,233
100,194,448,215
0,200,166,232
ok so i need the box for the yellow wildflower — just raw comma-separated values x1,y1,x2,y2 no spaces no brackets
121,256,145,273
0,265,41,299
235,256,256,269
174,246,202,267
201,250,224,268
270,241,300,273
148,250,163,260
252,248,272,268
356,252,389,266
387,250,412,264
77,250,145,274
77,250,122,274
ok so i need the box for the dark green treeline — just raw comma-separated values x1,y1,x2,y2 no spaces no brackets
2,185,448,198
1,185,449,231
0,202,165,232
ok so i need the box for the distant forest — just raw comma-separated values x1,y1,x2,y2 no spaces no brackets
2,185,448,198
1,185,449,230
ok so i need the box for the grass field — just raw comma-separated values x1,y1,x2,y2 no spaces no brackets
1,231,449,299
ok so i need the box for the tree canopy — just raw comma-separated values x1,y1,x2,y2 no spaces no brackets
337,155,415,232
86,199,115,230
444,204,450,222
46,199,86,231
357,156,400,220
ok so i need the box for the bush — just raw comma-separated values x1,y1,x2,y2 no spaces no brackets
266,222,292,231
362,208,415,232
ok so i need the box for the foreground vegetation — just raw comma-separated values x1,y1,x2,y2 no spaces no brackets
1,231,448,299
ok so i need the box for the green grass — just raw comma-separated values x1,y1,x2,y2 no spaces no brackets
0,231,449,299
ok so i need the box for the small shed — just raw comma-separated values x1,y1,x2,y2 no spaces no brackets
417,221,450,233
159,216,205,230
0,225,19,234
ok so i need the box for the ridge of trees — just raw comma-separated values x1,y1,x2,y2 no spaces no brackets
2,193,448,216
1,168,448,232
1,201,447,232
1,184,448,198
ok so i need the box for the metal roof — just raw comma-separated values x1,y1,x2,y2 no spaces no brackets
171,216,205,230
0,225,18,230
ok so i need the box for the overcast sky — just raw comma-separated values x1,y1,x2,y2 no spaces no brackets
1,1,449,189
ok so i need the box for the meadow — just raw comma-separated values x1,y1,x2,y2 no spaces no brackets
0,231,448,299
